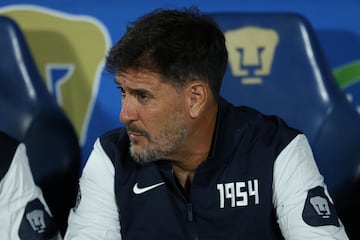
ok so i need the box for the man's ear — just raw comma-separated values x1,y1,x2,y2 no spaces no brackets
186,81,208,118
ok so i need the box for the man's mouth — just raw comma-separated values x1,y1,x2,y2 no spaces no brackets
126,125,148,139
128,131,143,137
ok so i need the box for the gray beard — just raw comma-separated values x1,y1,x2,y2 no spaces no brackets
129,142,167,165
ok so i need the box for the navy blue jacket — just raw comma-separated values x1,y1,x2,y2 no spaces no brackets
100,98,300,239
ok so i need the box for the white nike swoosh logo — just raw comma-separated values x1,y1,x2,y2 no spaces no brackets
133,182,165,194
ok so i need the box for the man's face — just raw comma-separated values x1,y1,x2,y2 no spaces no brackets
116,69,189,164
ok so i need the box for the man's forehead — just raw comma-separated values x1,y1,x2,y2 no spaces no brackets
116,69,160,84
115,69,176,94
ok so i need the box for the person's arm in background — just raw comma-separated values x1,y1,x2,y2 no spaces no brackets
273,134,349,240
0,140,61,240
64,138,121,240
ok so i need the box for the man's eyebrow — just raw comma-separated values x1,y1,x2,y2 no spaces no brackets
113,74,153,96
129,88,152,97
114,80,152,96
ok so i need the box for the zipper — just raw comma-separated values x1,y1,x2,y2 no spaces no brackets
187,202,194,222
169,169,199,239
171,170,194,222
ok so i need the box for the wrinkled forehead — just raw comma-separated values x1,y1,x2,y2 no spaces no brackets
115,68,179,94
116,68,161,84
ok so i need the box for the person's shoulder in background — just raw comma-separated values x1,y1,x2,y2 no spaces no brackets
0,131,62,240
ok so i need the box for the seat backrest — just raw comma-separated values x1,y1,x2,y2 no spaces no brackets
211,12,360,237
0,16,81,235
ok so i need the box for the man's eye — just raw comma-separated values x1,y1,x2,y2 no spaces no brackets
137,93,149,102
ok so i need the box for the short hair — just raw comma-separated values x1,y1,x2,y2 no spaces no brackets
105,6,228,100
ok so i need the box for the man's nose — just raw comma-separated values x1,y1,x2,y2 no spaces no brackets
119,97,138,123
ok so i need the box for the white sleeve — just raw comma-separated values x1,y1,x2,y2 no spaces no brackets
0,143,61,240
64,138,121,240
273,134,349,240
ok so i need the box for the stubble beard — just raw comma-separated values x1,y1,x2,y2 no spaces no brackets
128,110,188,165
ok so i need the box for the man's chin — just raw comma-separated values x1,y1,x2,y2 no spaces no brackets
129,146,153,165
131,155,158,165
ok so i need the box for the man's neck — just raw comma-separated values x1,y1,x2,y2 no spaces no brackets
170,103,218,189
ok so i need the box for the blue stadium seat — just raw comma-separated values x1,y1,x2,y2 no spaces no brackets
0,16,81,235
211,12,360,238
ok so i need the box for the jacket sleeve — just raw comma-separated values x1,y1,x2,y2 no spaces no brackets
64,139,121,240
273,134,349,240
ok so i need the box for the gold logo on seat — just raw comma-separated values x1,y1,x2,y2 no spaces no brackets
225,26,279,85
0,5,110,144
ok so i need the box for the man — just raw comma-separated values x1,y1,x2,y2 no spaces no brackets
0,131,61,239
65,7,349,239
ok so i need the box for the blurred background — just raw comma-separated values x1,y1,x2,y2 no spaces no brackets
0,0,359,167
